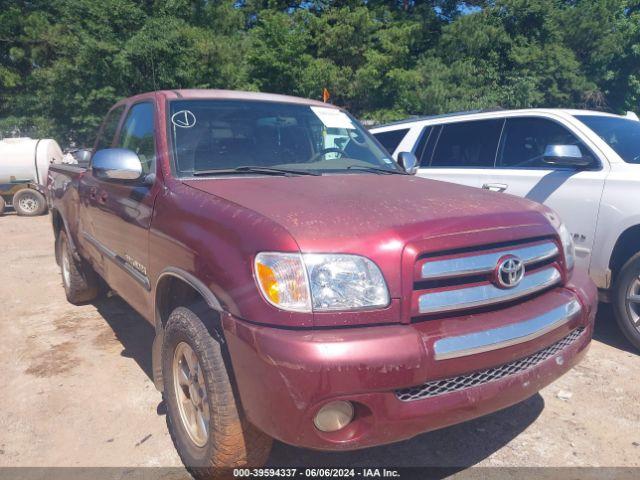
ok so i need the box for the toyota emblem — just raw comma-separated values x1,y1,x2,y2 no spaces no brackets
495,255,525,289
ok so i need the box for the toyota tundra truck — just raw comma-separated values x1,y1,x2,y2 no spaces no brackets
47,90,596,476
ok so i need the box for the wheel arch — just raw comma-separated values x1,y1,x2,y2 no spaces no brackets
50,207,81,264
609,224,640,284
152,267,225,392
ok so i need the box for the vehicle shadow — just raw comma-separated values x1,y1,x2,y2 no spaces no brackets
523,171,575,204
268,394,544,469
91,295,544,470
593,302,637,354
92,295,155,381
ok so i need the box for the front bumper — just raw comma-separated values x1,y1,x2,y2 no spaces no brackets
221,268,596,450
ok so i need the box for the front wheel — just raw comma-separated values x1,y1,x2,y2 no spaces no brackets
162,305,272,478
13,189,47,216
613,253,640,350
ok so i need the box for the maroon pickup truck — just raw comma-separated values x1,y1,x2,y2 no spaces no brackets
48,90,596,475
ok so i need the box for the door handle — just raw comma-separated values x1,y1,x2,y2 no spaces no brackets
482,183,508,193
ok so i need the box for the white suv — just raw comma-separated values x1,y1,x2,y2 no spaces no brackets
372,109,640,349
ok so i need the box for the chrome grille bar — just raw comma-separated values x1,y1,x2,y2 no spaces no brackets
420,241,558,280
433,299,581,360
418,266,561,314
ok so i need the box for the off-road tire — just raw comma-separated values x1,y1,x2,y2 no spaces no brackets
162,305,272,478
0,196,5,216
613,252,640,350
13,189,47,216
57,230,99,304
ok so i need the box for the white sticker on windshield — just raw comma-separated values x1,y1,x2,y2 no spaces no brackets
310,106,355,129
171,110,197,128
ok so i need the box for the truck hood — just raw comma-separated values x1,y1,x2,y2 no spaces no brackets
182,174,556,252
182,174,558,327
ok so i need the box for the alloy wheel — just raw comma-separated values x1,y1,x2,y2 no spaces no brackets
625,276,640,333
172,342,210,447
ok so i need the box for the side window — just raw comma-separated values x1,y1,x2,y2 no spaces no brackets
117,103,156,175
373,128,409,154
498,117,593,168
430,119,503,168
94,106,124,151
414,126,435,166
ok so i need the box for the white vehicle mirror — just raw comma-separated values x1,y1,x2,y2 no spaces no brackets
542,144,592,168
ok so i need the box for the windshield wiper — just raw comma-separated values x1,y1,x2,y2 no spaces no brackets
346,165,408,175
193,166,321,177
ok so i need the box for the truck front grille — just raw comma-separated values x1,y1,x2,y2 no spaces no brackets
413,239,561,317
395,327,584,402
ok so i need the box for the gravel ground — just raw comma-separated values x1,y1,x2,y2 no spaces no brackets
1,213,639,472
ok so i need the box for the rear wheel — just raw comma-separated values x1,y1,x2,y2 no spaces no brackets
613,253,640,350
13,189,46,216
57,230,99,304
162,304,272,478
0,196,5,216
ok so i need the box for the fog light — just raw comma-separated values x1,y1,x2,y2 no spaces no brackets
313,401,354,432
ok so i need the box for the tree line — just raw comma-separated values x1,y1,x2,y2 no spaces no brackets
0,0,638,146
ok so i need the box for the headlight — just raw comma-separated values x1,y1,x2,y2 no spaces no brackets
304,254,390,311
254,253,311,312
254,252,389,312
557,222,575,271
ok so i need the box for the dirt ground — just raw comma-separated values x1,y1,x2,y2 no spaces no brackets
1,213,640,471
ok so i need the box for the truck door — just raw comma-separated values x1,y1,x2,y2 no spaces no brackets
484,116,608,273
79,105,125,273
416,118,504,189
84,101,160,314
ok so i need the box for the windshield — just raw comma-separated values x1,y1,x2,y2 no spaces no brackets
168,99,401,176
575,115,640,164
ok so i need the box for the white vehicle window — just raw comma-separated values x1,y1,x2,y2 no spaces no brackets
414,126,435,166
430,119,503,168
498,117,594,169
576,115,640,164
373,128,409,154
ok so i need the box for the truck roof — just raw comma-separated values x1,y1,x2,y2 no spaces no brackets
123,89,336,109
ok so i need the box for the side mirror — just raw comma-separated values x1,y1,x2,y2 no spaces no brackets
397,151,419,175
92,148,143,181
542,145,593,168
73,148,93,166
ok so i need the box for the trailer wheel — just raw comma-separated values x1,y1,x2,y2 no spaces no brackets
57,230,99,304
13,189,46,216
162,304,272,477
0,196,5,216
